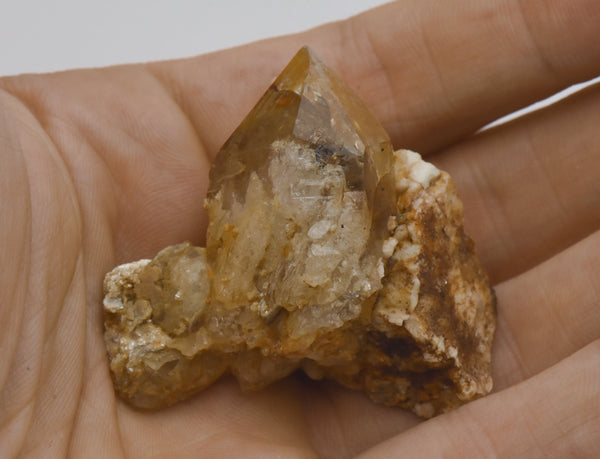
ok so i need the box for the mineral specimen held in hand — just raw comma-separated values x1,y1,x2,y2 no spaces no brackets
103,47,496,418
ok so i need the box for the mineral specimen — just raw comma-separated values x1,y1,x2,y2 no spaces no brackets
103,47,496,418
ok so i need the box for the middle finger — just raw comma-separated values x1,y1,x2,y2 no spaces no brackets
433,82,600,283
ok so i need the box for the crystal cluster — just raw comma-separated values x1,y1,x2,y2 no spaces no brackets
103,47,496,417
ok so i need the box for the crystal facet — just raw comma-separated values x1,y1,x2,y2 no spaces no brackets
103,47,496,417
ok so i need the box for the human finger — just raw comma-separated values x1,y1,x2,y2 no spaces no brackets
358,340,600,458
433,82,600,283
492,230,600,391
0,89,86,457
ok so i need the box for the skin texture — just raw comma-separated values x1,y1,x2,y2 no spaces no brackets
0,0,599,457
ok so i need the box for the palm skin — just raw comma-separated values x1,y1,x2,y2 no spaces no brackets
1,1,599,457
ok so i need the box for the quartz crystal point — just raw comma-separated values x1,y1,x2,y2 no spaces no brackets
103,47,496,418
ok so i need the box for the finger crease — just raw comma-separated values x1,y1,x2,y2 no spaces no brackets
522,127,571,228
463,152,517,269
346,16,397,126
495,312,530,386
515,0,561,85
416,15,455,117
143,65,212,166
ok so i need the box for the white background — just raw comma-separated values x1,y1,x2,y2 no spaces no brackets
0,0,388,76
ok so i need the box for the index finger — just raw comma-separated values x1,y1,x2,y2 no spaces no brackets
148,0,600,155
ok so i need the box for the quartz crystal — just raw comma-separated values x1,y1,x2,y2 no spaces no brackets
103,47,496,417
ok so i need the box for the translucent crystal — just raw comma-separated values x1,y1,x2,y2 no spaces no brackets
206,47,395,338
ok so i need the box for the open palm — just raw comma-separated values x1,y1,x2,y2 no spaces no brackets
1,1,599,457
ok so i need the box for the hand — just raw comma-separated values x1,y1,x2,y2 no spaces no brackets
1,0,598,456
